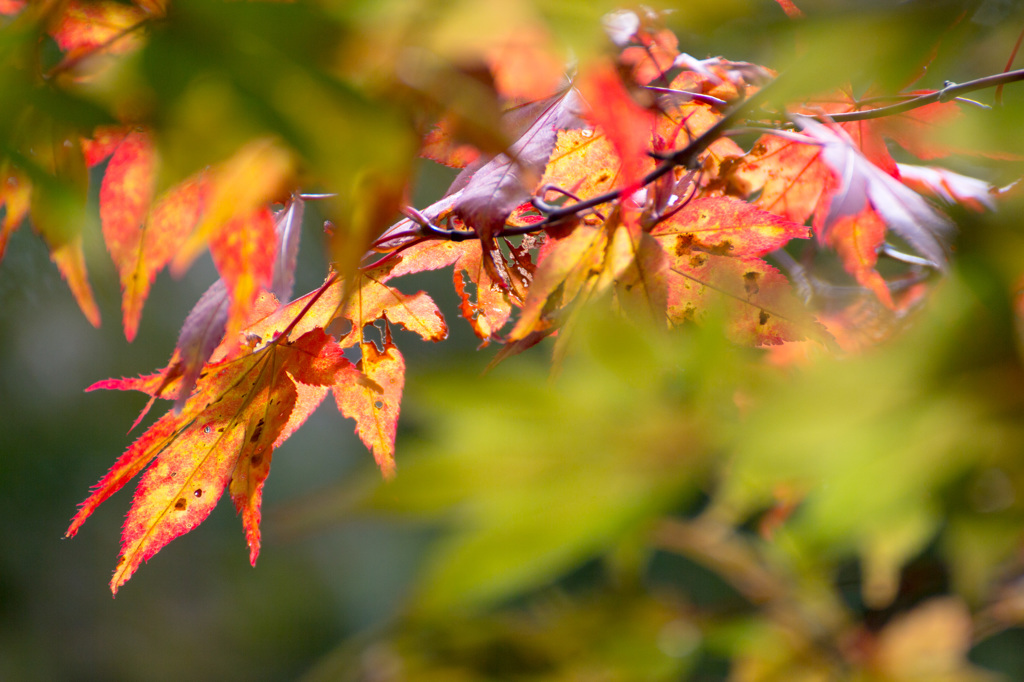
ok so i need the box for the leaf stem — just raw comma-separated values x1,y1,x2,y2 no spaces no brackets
275,273,340,343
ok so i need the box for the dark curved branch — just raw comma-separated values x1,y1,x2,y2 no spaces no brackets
369,66,1024,254
826,68,1024,123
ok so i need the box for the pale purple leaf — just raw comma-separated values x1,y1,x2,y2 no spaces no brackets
271,196,304,301
173,279,229,412
896,164,998,211
796,116,953,268
453,87,585,241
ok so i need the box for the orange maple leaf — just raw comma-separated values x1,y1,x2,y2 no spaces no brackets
664,250,813,346
652,196,810,258
825,206,894,309
68,325,349,593
333,323,405,479
578,60,656,192
47,0,149,65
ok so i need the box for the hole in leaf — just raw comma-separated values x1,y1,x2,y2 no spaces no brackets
374,400,384,410
326,317,352,340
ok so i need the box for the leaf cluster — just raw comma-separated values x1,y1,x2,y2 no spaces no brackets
5,0,1024,679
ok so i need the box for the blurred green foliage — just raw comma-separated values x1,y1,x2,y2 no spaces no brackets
4,0,1024,680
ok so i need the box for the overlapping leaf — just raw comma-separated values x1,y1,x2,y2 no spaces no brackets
48,0,149,60
652,196,810,258
334,324,405,479
25,126,101,327
452,87,584,281
45,3,1016,602
797,116,953,269
67,324,349,593
578,61,655,191
99,130,209,342
664,250,812,345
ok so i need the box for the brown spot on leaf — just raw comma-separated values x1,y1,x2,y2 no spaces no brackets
193,489,203,498
743,271,761,295
174,498,187,511
675,233,695,255
689,253,708,268
250,418,265,443
251,453,263,467
759,310,770,325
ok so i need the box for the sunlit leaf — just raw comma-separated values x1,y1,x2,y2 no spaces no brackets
333,325,405,478
69,327,348,593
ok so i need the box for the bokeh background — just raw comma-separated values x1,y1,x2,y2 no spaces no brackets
5,1,1024,680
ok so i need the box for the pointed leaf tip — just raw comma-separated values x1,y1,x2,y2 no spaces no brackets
333,336,405,478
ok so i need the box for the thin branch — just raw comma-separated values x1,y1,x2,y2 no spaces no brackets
825,68,1024,123
363,65,1024,257
528,82,776,231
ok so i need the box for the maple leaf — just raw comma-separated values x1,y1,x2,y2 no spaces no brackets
0,0,25,15
238,271,448,353
0,162,30,260
82,125,129,167
649,195,816,345
68,323,349,593
484,25,565,102
651,196,810,258
269,196,304,302
578,61,656,192
47,0,149,60
208,205,277,343
607,210,669,327
793,90,959,179
337,274,449,347
97,129,223,342
610,10,680,85
421,118,482,169
731,132,831,225
539,129,626,206
24,126,102,327
772,0,803,18
92,136,297,407
824,206,894,309
896,163,1000,212
664,251,813,346
333,323,405,479
171,138,294,277
731,117,952,309
453,87,584,282
509,222,607,342
454,241,517,343
169,197,303,412
797,116,954,268
868,95,963,161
